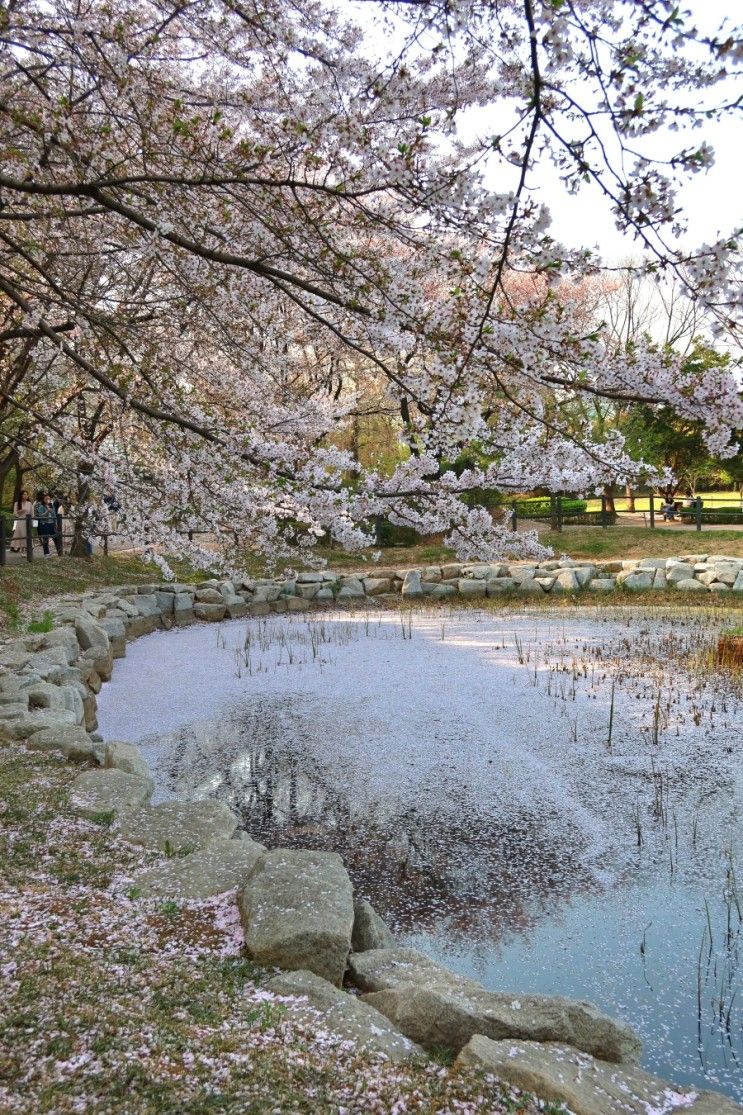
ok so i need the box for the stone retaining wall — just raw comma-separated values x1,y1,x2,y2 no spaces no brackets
0,574,741,1113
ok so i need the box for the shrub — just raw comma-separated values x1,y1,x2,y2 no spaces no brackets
514,496,588,517
678,507,743,525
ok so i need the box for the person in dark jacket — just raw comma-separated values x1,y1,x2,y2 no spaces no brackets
33,492,57,557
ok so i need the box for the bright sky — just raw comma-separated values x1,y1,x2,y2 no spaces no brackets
355,0,742,266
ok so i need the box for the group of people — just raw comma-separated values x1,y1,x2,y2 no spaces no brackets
11,490,67,556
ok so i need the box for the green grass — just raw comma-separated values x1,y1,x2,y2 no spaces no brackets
319,526,743,571
26,609,55,634
583,489,742,514
0,553,212,635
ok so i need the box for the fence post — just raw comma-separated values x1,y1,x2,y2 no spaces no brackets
649,494,655,529
695,498,703,532
511,504,517,531
188,529,194,542
55,512,63,557
103,533,109,557
0,516,5,567
25,514,33,562
601,494,608,529
556,494,563,532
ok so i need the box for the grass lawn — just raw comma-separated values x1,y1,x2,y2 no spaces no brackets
583,489,743,513
321,526,743,570
0,747,549,1114
0,554,209,636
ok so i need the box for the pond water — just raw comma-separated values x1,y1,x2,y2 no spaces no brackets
96,606,743,1101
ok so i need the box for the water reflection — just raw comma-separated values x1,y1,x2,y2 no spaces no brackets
149,694,599,944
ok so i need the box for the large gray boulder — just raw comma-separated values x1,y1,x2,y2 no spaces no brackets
99,617,127,658
173,593,195,625
194,586,224,605
674,577,706,592
239,848,354,986
27,724,100,763
517,577,545,595
617,570,654,590
363,578,393,596
401,570,423,599
553,569,581,593
456,1037,741,1115
134,836,266,899
0,708,78,741
102,741,151,781
666,562,695,584
338,579,364,600
349,949,640,1064
486,578,516,594
266,970,421,1063
118,799,239,852
74,616,110,654
352,899,395,952
193,602,227,622
363,984,641,1064
69,768,153,819
457,578,486,597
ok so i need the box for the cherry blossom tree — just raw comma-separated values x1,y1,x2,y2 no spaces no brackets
0,0,740,567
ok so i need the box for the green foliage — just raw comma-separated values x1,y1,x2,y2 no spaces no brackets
621,342,740,494
27,610,54,634
677,508,743,525
515,496,587,516
373,518,421,547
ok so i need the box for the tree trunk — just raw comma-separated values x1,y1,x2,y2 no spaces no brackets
603,485,616,513
625,484,635,512
69,459,94,558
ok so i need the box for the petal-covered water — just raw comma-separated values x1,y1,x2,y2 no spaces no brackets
97,606,743,1100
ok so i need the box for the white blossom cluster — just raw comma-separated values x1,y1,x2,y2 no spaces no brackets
0,0,739,565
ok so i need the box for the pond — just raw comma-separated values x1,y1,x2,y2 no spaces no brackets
96,605,743,1101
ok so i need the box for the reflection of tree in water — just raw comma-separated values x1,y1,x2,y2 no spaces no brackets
155,696,599,947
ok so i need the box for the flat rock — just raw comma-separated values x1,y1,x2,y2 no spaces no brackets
134,836,266,899
455,1036,741,1115
348,948,475,993
239,848,354,986
352,899,395,952
458,578,486,596
363,984,641,1064
27,725,99,762
674,578,706,592
266,969,421,1063
118,799,239,853
70,768,153,819
0,708,78,741
350,950,640,1063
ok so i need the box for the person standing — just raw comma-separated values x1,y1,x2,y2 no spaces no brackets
10,490,33,552
52,492,66,556
33,492,57,557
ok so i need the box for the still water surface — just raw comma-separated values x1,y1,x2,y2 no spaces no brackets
97,607,743,1100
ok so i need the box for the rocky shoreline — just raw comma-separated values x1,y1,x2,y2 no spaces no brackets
0,572,741,1114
